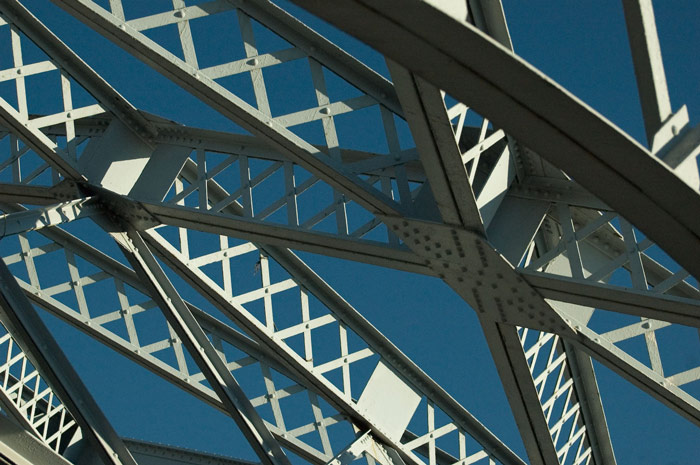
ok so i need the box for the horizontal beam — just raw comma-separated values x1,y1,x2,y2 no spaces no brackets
0,181,82,206
0,197,98,237
521,270,700,328
124,438,258,465
94,188,431,275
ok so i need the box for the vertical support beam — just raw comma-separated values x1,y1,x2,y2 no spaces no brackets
0,259,138,465
620,0,672,145
113,227,292,465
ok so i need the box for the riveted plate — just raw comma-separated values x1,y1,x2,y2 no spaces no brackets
382,215,574,334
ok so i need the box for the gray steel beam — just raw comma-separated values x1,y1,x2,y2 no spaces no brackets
124,438,259,465
0,413,73,465
113,227,292,465
0,181,82,206
0,259,138,465
286,0,700,285
560,342,616,465
0,98,83,180
94,187,430,275
521,269,700,328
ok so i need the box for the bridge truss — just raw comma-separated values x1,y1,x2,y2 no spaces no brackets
0,0,697,464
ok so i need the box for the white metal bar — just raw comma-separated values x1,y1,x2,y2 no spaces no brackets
114,228,292,465
0,258,138,465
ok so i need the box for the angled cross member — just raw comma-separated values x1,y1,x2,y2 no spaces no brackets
520,269,700,328
620,0,672,145
54,0,407,219
287,0,700,285
478,319,560,465
0,0,157,141
560,341,616,465
386,61,484,232
110,226,293,465
0,259,138,465
0,98,84,180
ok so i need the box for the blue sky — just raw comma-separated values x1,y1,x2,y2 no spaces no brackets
3,1,699,464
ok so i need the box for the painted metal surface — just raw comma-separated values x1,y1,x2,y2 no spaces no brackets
0,1,696,465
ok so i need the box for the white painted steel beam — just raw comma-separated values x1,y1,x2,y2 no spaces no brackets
54,0,408,219
0,182,82,206
113,227,292,465
124,438,259,465
0,198,98,237
621,0,673,145
95,188,430,276
521,270,700,328
0,259,138,465
478,319,561,465
0,98,84,180
0,0,157,141
387,61,483,231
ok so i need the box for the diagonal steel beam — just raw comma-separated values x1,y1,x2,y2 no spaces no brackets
386,61,484,232
0,98,83,180
478,319,561,465
287,0,700,285
0,258,138,465
0,181,82,206
0,413,74,465
112,226,292,465
54,0,407,219
0,0,157,141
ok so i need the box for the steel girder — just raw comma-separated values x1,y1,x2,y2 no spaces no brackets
0,1,696,465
